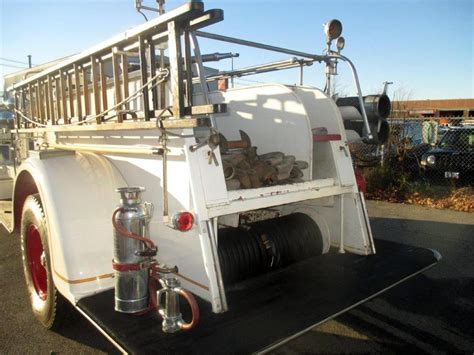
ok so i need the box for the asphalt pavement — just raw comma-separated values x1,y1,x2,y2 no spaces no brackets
1,200,473,354
277,201,474,354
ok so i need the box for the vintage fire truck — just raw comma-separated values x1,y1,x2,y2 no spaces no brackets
1,1,439,353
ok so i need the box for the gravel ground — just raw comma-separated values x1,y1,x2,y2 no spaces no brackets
1,200,473,354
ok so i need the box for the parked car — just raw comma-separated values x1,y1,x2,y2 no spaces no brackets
421,126,474,183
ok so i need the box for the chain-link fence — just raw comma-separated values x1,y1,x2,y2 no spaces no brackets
350,117,474,186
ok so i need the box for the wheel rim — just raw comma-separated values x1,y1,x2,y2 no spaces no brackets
27,224,48,301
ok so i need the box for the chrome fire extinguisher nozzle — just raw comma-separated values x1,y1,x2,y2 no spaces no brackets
156,276,200,333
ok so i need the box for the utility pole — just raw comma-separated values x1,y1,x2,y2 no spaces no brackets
27,55,32,68
382,81,393,95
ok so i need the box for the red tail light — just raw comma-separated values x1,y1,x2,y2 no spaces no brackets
217,78,228,91
173,212,194,232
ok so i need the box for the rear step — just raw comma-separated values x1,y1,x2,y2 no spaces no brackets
77,239,440,354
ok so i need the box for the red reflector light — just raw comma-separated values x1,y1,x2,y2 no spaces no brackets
173,212,194,232
354,167,366,193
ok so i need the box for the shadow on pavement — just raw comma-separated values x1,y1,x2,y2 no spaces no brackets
54,304,118,354
341,275,474,353
342,216,474,353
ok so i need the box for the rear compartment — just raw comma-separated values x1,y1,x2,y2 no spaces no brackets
178,84,378,311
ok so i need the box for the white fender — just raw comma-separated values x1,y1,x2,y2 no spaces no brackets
16,152,127,303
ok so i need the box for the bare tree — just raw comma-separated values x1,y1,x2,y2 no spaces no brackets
330,75,349,99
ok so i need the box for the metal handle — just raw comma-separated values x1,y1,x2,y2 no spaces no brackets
174,287,200,330
339,145,349,157
156,278,200,332
189,139,208,152
156,288,166,314
144,202,154,220
326,53,373,141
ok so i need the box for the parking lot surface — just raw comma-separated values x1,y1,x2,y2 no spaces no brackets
1,200,473,354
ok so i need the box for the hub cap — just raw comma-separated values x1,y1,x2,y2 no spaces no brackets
27,225,48,301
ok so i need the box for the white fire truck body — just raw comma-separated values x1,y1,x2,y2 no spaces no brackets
1,2,439,352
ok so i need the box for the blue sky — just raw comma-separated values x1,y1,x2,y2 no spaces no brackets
1,0,472,100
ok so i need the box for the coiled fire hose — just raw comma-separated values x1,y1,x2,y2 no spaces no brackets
112,208,200,330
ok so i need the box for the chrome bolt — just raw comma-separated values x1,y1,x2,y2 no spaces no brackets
40,251,47,268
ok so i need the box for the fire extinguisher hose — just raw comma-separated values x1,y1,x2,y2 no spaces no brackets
112,208,156,250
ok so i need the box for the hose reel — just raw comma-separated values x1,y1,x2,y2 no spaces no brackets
217,213,324,285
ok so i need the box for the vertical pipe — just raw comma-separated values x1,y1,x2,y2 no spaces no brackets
44,79,51,122
19,89,26,129
34,83,41,122
339,194,345,253
359,191,376,254
91,56,101,123
16,91,22,129
231,56,234,89
67,72,75,119
37,80,45,124
189,32,216,126
99,60,108,113
148,39,159,111
299,64,304,86
328,54,373,140
139,36,150,121
190,32,210,105
47,75,55,125
184,31,193,107
167,21,184,119
157,1,168,228
28,83,34,122
325,67,331,97
206,219,228,312
112,49,123,122
122,54,130,110
82,66,90,118
55,76,61,124
59,70,68,123
159,0,166,109
162,133,168,221
42,81,47,123
74,64,83,120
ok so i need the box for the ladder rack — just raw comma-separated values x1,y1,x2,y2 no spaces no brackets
9,1,225,133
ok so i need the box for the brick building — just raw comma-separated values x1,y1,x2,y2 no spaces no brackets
393,98,474,118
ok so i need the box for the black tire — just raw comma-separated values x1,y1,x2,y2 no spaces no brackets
21,194,68,330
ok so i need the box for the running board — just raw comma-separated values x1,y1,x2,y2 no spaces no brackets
77,239,440,354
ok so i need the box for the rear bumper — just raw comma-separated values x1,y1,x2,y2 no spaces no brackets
77,239,440,354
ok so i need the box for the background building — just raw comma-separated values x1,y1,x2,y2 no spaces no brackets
393,98,474,120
